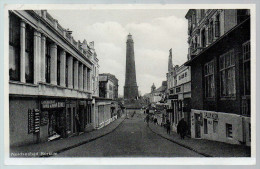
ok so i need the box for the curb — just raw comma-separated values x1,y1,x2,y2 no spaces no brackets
40,116,126,157
148,124,212,157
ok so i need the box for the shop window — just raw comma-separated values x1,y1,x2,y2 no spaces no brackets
243,41,250,96
45,41,51,83
215,14,220,37
9,13,20,81
213,120,218,133
204,60,215,99
219,49,236,98
226,123,233,138
204,118,208,134
66,108,72,134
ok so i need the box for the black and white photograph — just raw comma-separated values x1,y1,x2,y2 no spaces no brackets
2,2,257,166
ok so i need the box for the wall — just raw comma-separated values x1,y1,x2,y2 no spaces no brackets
191,109,250,145
224,10,237,33
190,60,203,110
9,97,39,147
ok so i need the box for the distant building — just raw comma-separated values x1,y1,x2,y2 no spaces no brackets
166,57,191,135
99,73,119,99
93,73,119,129
185,9,251,145
145,82,167,104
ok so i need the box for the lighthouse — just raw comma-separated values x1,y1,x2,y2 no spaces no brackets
124,33,139,99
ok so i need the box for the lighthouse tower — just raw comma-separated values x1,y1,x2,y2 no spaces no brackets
124,33,139,99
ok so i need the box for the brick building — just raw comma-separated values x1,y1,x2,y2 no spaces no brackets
185,9,251,145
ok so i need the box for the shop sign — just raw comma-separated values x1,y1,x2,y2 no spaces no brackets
204,112,219,120
41,100,65,109
168,95,178,99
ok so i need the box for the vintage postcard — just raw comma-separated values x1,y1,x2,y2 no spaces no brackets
3,3,256,166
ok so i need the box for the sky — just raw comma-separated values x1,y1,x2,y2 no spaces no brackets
48,9,189,96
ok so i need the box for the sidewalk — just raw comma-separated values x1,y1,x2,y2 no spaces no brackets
10,115,126,157
149,123,251,157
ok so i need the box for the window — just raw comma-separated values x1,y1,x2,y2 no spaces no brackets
57,48,61,86
201,29,206,47
72,60,75,88
176,87,181,93
201,9,205,19
9,13,20,81
213,120,218,133
25,25,34,83
243,41,250,96
208,21,214,43
204,60,215,98
215,14,220,37
219,50,236,97
65,55,68,87
226,123,233,138
204,118,208,134
45,41,51,83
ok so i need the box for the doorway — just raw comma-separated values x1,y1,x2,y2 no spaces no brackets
194,113,201,138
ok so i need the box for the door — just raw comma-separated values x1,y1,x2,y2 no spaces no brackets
194,113,201,138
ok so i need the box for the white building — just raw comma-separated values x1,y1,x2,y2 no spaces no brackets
9,10,96,146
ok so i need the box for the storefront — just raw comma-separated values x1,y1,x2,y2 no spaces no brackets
40,99,66,141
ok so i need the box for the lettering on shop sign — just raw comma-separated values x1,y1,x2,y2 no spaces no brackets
204,112,219,120
41,100,65,109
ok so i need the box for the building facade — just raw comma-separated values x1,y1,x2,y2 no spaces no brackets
185,9,251,145
99,73,119,99
94,73,119,129
167,64,191,135
9,10,96,146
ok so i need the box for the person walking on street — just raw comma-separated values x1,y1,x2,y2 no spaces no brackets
75,114,81,136
145,114,150,126
177,118,188,139
166,119,171,135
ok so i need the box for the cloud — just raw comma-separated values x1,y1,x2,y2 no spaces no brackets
49,11,188,95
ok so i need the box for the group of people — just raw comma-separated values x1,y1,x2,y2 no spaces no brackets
165,118,188,139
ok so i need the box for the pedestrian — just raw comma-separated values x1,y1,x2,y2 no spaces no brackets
145,114,150,126
177,118,188,139
75,114,81,135
166,119,171,135
154,118,158,125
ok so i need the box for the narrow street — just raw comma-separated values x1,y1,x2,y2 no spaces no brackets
55,112,203,157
